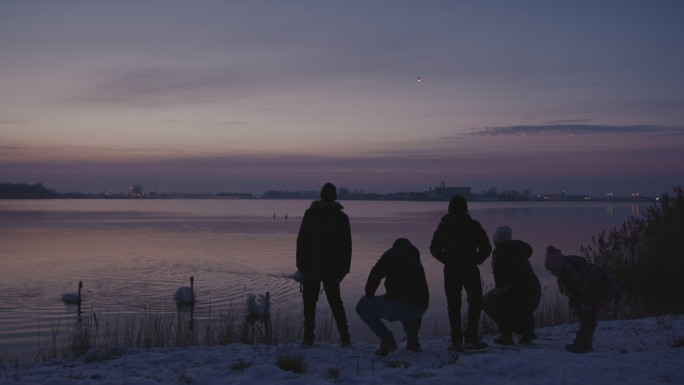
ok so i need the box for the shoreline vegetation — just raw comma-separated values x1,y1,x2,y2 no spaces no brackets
22,290,572,363
0,182,658,202
2,186,681,364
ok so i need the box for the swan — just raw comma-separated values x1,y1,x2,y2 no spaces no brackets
174,276,195,305
62,281,83,304
246,292,270,322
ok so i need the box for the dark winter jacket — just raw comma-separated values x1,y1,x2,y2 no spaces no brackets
429,213,492,269
554,255,621,318
491,240,541,302
364,238,429,309
296,200,352,281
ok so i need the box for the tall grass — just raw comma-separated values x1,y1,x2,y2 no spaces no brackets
581,186,684,318
35,300,333,361
40,293,576,362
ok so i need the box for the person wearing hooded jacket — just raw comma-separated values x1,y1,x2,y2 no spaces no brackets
296,182,352,347
545,245,621,353
356,238,429,356
483,225,542,345
430,195,492,351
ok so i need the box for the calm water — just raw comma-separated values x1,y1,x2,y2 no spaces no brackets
0,199,644,359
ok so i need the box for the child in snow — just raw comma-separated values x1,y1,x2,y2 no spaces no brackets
545,245,621,353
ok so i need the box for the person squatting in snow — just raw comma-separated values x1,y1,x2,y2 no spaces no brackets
356,238,430,356
483,225,542,346
545,245,622,353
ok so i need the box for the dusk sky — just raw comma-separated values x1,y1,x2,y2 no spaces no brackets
1,1,683,196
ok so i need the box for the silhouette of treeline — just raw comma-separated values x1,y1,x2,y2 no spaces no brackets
0,183,60,198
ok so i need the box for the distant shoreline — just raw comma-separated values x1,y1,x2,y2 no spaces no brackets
0,182,658,202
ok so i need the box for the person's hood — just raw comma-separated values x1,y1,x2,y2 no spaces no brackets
393,238,420,260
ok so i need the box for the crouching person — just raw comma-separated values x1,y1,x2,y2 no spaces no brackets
356,238,429,356
483,225,541,345
545,245,621,353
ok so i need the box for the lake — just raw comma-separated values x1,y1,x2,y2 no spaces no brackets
0,199,645,360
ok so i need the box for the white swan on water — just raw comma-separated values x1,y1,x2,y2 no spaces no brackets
174,276,195,305
246,292,270,322
62,281,83,304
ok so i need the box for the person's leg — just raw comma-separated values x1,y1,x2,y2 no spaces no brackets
444,270,464,347
355,296,403,356
483,289,510,331
484,289,514,345
355,296,394,338
400,316,423,338
578,302,601,340
567,302,602,353
402,317,423,352
515,292,540,343
397,304,426,338
515,311,538,344
463,267,485,346
322,280,350,339
302,278,321,344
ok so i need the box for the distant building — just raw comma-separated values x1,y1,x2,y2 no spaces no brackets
129,184,144,197
428,181,472,200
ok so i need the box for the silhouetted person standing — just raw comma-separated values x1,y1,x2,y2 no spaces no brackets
430,195,492,351
296,182,352,347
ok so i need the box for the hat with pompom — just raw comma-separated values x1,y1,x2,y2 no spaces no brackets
544,245,566,275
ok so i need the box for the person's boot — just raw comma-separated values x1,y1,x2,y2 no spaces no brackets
340,332,352,348
518,331,538,344
302,331,314,347
406,338,422,352
375,335,398,356
448,334,464,351
565,332,593,353
493,332,514,345
464,332,488,349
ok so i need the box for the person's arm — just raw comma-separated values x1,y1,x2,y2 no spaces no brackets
296,211,310,272
364,250,393,297
429,225,447,264
341,215,352,275
474,224,492,265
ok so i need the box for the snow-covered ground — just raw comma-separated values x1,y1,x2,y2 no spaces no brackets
1,315,682,385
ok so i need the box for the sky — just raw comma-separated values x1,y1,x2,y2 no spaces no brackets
1,315,683,384
1,1,683,196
